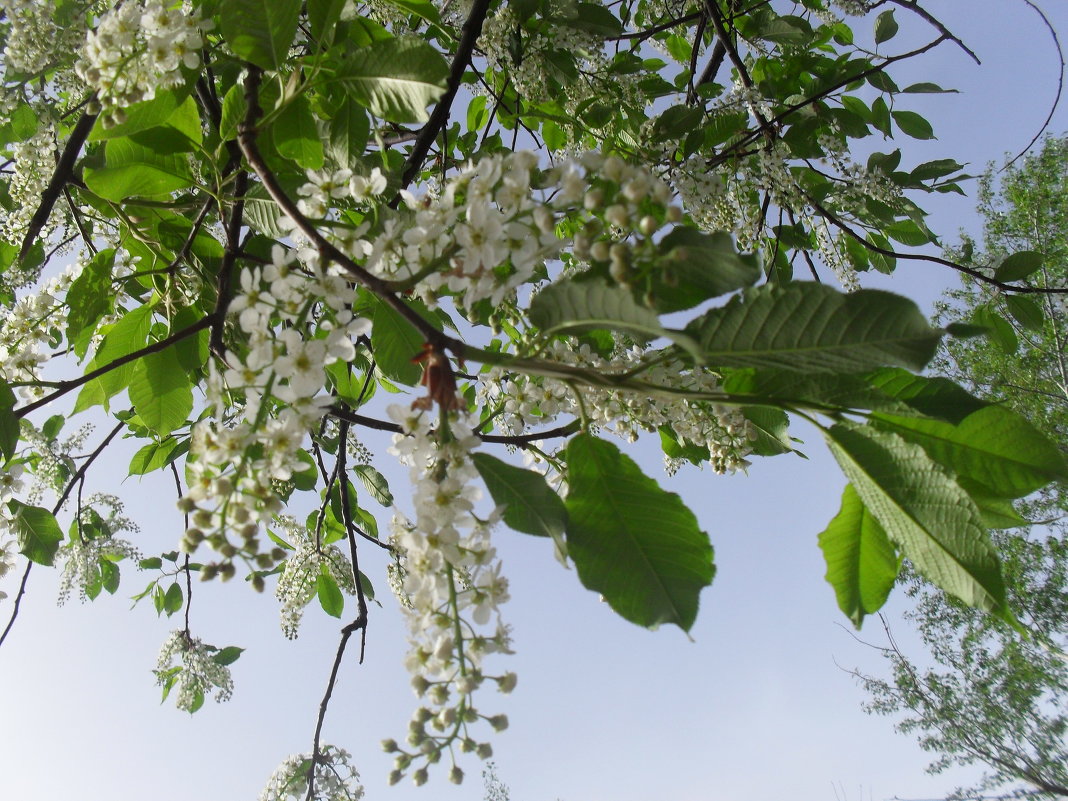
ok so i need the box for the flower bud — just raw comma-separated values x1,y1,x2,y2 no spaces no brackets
412,768,428,786
388,770,403,786
382,738,399,753
488,714,509,732
449,765,464,785
476,742,493,759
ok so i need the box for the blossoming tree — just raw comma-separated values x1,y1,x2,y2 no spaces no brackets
0,0,1065,797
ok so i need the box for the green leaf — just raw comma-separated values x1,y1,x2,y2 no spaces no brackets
366,296,428,386
129,438,188,476
88,89,186,141
652,229,761,313
163,581,184,616
994,250,1043,282
84,138,193,201
139,557,163,570
352,464,393,506
872,405,1068,498
892,110,935,140
864,368,987,424
129,348,194,435
316,573,344,617
818,484,900,627
66,248,116,351
873,9,898,43
273,95,325,169
0,380,18,460
472,453,568,550
1004,294,1045,332
824,422,1008,616
529,278,702,361
74,304,154,413
211,646,244,666
10,501,63,566
331,37,449,123
327,98,370,168
307,0,347,47
564,434,713,631
689,284,941,373
740,406,793,456
972,306,1019,355
219,0,301,69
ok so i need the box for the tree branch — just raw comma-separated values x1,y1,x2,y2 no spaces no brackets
398,0,493,192
19,107,98,262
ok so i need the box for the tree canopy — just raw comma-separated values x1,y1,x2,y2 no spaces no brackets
0,0,1065,797
858,135,1068,801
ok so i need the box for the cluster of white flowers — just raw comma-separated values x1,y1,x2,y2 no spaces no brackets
179,246,370,574
478,1,641,121
274,515,356,638
155,630,235,712
383,405,513,785
0,0,85,75
294,167,387,220
76,0,210,128
813,217,860,292
480,340,756,474
259,745,364,801
1,123,56,255
56,494,142,604
22,421,93,504
0,532,18,601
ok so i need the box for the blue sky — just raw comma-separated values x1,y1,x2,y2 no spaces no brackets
2,3,1067,801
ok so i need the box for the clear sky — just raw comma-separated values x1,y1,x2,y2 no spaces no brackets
1,3,1066,801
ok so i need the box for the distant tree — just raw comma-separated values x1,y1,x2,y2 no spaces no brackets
857,136,1068,800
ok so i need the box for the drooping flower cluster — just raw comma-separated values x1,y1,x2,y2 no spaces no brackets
274,515,356,639
259,745,365,801
56,493,142,605
179,246,370,574
155,630,235,713
383,405,514,785
0,532,18,601
480,339,756,474
76,0,210,128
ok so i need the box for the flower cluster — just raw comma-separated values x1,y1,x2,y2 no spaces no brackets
480,340,756,474
155,630,235,713
259,745,364,801
274,515,356,638
56,494,142,605
179,246,370,574
1,123,56,257
76,0,210,128
384,405,513,785
0,533,18,601
294,167,387,220
0,0,85,75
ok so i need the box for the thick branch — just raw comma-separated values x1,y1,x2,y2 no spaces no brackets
398,0,493,191
19,108,98,262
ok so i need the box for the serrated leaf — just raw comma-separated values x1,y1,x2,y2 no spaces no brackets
88,89,186,141
366,296,428,386
564,434,713,631
66,249,116,350
316,573,344,618
873,9,898,43
220,0,301,69
824,422,1008,616
864,368,988,424
74,304,154,413
129,348,194,435
652,229,761,313
689,284,941,372
10,501,63,566
273,95,325,169
529,278,702,360
871,405,1068,499
331,37,448,123
353,464,393,506
1004,294,1045,332
740,406,793,456
327,98,370,168
994,250,1043,282
472,453,568,550
819,484,900,627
